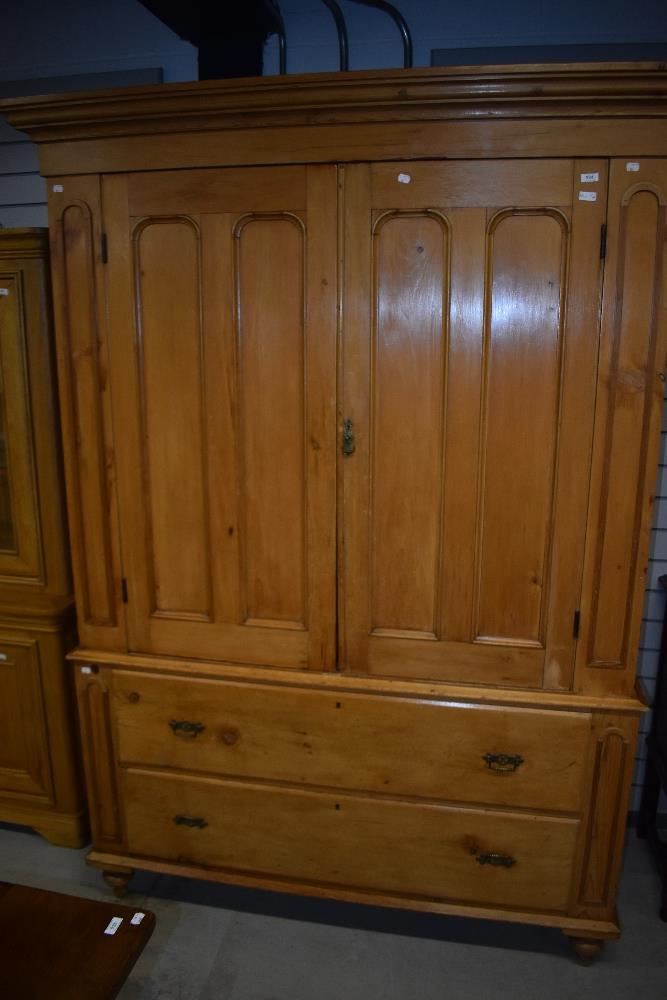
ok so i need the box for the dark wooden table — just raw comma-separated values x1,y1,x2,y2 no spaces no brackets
0,882,155,998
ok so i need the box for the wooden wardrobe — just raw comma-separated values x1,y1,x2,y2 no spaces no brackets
0,230,84,846
4,62,666,960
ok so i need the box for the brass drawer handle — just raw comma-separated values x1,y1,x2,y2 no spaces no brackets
483,752,524,773
476,853,516,868
169,719,205,739
173,815,208,829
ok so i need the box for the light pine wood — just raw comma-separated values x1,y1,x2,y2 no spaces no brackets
342,160,603,687
70,647,646,713
111,668,590,812
86,846,621,938
122,767,580,912
576,160,667,697
570,712,639,921
26,119,667,180
103,167,337,669
477,210,565,643
542,161,609,690
0,231,84,847
48,181,126,651
6,66,665,955
75,667,123,849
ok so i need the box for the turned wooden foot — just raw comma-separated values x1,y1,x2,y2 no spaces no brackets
102,868,133,898
568,937,604,965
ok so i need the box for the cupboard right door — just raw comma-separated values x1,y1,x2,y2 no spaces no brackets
341,160,607,689
575,159,667,698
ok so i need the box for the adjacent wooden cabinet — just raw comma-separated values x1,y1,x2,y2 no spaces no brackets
4,62,667,960
0,230,85,846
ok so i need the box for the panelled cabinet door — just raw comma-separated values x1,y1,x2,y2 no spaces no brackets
0,267,42,583
0,634,52,799
48,180,126,651
576,159,667,698
104,166,337,670
341,160,607,688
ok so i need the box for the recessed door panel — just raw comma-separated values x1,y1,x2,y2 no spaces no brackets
477,212,566,645
236,216,306,627
135,218,211,619
371,212,448,636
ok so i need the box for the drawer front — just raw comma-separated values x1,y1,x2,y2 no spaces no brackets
122,769,579,912
113,670,589,812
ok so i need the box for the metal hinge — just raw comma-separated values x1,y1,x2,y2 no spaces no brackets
599,224,607,260
573,609,581,639
101,232,108,264
121,577,128,603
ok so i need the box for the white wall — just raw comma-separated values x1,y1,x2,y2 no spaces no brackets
1,0,666,813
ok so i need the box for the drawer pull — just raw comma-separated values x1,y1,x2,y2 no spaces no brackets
169,720,205,739
173,815,208,829
483,752,524,773
476,852,516,868
221,728,239,746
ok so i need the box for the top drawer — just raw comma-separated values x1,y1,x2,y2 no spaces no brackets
111,670,590,813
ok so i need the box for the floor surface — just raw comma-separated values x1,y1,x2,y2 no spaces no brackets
1,823,665,999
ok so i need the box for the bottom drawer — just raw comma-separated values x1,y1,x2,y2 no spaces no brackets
122,770,578,912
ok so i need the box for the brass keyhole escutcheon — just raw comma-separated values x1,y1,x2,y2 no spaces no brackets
342,418,355,456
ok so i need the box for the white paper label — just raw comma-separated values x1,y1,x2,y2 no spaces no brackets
0,289,8,296
578,191,597,202
0,654,7,661
580,172,599,183
104,917,123,936
80,665,92,674
52,184,64,192
626,162,640,172
131,912,146,925
397,173,411,184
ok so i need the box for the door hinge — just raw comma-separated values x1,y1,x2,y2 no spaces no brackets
101,232,108,263
599,223,607,260
573,609,581,640
121,577,128,603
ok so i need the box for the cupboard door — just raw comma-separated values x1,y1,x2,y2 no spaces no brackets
0,268,42,583
0,635,52,799
342,160,606,687
104,166,337,669
49,179,126,650
576,159,667,697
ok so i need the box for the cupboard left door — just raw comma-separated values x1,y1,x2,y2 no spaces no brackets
49,178,127,651
102,166,337,670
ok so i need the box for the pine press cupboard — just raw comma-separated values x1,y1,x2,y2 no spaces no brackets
4,63,667,962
